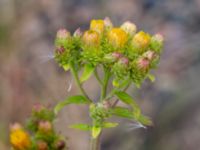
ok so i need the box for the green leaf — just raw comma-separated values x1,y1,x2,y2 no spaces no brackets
102,122,118,128
54,95,91,114
70,124,92,131
92,126,101,138
137,115,153,126
80,63,95,83
111,107,134,119
63,64,70,71
114,91,141,118
147,74,155,82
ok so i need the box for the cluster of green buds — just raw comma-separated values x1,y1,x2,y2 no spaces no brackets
10,104,67,150
54,17,163,87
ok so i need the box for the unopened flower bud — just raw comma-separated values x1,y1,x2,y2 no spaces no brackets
55,140,65,150
112,52,122,60
132,31,151,49
150,33,164,52
56,29,70,39
90,19,105,34
153,33,164,43
119,57,129,66
108,28,128,47
143,50,156,61
38,121,52,133
37,141,48,150
104,17,113,30
56,46,65,54
137,57,150,71
73,28,82,37
32,103,45,113
104,52,122,63
121,21,137,36
82,30,100,46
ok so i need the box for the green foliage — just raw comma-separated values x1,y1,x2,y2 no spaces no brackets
80,63,95,83
70,124,92,131
54,95,91,114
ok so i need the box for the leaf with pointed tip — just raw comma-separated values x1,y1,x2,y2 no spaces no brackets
92,126,101,139
54,95,91,114
111,107,134,119
137,115,153,126
102,122,118,128
70,124,92,131
115,91,141,118
80,63,95,83
147,74,155,82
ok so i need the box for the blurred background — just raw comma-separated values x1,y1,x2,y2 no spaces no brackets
0,0,200,149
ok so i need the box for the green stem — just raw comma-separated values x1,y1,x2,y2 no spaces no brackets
90,132,101,150
94,68,103,85
100,67,110,101
70,62,91,101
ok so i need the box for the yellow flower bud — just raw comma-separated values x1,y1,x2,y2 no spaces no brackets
121,21,137,36
107,28,128,47
90,19,105,34
132,31,151,49
82,30,100,46
10,124,31,150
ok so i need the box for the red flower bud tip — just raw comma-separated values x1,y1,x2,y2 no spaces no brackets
143,50,155,61
56,46,65,54
10,123,22,132
38,121,52,133
32,103,44,112
56,29,70,39
112,52,122,60
73,28,82,37
137,57,150,70
120,57,129,65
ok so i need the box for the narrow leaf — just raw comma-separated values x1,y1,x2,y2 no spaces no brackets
137,115,153,126
70,124,92,131
111,107,134,119
103,122,118,128
92,126,101,138
80,63,95,83
115,91,141,118
54,95,91,114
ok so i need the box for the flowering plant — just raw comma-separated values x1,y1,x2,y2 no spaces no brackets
10,17,163,150
54,17,163,150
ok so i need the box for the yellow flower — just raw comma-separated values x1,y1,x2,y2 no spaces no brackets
132,31,151,49
10,127,31,150
107,28,128,47
90,19,105,34
82,30,100,46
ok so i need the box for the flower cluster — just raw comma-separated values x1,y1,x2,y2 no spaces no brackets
10,104,67,150
54,17,163,87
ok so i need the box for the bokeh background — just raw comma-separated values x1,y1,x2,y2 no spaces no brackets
1,0,200,149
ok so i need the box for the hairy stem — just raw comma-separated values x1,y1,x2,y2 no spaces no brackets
70,62,91,101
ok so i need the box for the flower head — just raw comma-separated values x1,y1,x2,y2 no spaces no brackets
132,31,151,49
73,28,83,37
104,17,113,30
137,57,150,71
90,19,105,34
82,30,100,46
121,21,137,36
56,29,70,39
38,121,52,133
10,123,31,150
107,28,128,47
